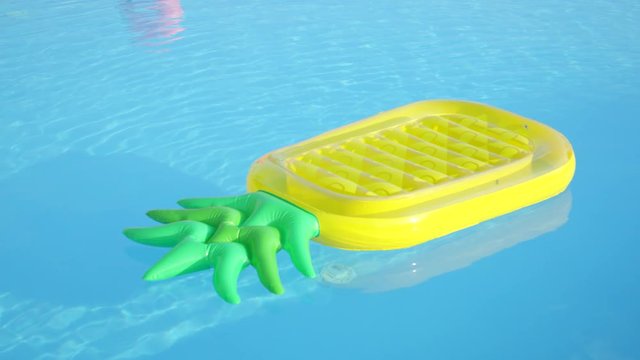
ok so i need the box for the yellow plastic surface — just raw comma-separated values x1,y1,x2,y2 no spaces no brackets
247,100,575,250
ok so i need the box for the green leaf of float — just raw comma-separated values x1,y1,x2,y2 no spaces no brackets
178,193,256,213
143,238,211,281
278,221,317,278
210,243,250,304
123,221,214,247
146,207,244,227
238,226,284,295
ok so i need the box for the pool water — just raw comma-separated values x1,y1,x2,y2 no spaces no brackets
1,0,639,359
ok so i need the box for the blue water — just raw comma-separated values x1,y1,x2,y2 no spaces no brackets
1,0,639,359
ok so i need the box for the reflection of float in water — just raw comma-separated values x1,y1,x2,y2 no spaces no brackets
318,190,572,293
121,0,185,48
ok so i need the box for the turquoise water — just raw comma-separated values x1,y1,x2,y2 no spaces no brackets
1,0,639,358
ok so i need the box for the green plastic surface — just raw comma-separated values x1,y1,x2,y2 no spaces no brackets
123,191,319,304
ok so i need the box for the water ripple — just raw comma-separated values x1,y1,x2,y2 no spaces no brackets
1,0,638,188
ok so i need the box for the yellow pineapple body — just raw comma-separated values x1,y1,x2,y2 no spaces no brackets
248,100,575,250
